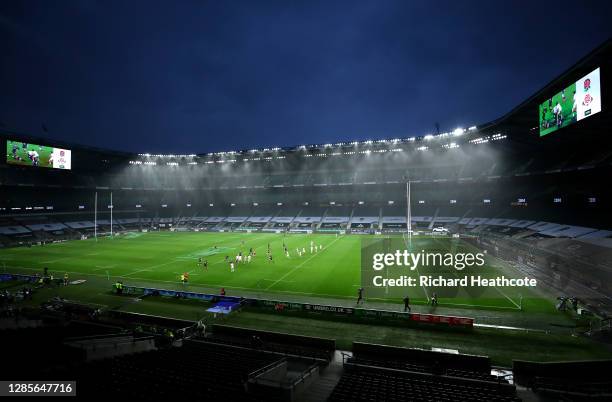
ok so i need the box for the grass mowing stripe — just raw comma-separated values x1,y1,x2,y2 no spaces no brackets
405,232,430,302
451,237,523,309
264,235,341,290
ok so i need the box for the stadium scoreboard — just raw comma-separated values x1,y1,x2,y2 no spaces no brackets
5,140,72,170
539,67,602,137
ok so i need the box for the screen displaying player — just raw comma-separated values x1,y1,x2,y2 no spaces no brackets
5,140,72,170
539,67,602,137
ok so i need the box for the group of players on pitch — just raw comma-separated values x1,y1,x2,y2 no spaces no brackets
186,239,325,277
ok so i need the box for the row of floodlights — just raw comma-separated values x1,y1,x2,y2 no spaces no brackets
129,161,158,165
127,128,507,166
137,153,197,158
136,127,477,158
469,133,507,145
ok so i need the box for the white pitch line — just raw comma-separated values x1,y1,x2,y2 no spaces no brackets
430,236,521,310
42,256,76,264
265,236,341,290
261,279,295,283
120,269,153,277
493,285,522,309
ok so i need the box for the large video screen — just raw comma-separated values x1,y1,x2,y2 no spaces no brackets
6,140,72,170
539,67,602,136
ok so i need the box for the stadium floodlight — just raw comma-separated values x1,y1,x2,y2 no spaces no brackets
277,202,283,206
417,146,428,151
253,202,258,206
303,201,309,205
388,200,394,205
230,203,236,206
358,201,364,205
424,134,434,141
453,128,465,136
418,200,425,204
209,203,214,207
186,203,191,207
330,201,335,205
468,126,477,131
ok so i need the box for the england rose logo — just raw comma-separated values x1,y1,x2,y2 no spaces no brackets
583,93,593,106
584,78,591,92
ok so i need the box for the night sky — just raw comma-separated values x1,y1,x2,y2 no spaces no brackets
1,0,611,154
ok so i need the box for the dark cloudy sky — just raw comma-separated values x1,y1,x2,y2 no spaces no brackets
1,0,611,153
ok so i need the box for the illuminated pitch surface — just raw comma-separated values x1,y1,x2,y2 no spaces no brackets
0,232,546,310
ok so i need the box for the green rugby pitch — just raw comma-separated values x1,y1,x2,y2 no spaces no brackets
0,231,550,312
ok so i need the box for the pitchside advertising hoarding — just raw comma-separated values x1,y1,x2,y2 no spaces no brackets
539,67,602,137
6,140,72,170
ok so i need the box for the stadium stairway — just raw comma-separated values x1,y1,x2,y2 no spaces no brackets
314,209,328,231
295,350,346,402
